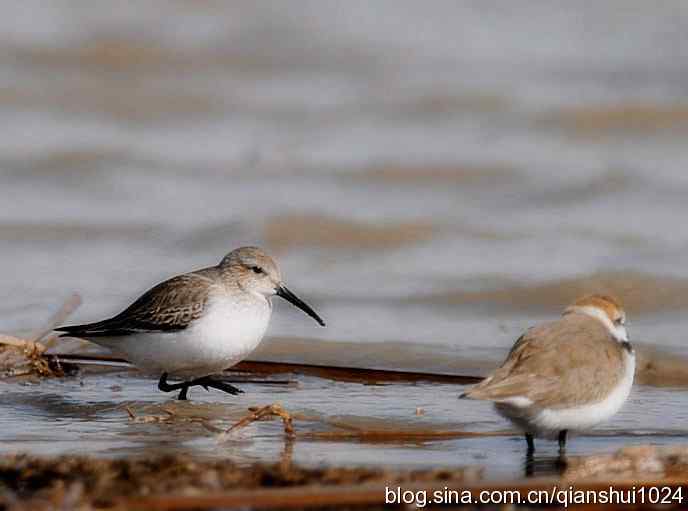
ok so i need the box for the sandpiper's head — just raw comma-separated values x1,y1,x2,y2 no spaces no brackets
220,246,325,326
564,294,627,342
221,246,282,294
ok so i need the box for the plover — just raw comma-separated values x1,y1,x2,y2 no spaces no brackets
460,294,634,452
56,246,325,400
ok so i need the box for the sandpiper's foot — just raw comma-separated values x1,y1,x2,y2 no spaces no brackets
157,372,243,400
158,372,184,392
197,376,243,396
525,432,535,454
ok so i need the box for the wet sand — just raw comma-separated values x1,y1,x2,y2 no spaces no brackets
2,441,688,509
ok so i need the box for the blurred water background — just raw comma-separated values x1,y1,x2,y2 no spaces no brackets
2,1,688,478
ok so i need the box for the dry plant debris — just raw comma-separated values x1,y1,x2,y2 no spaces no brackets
4,448,688,510
0,294,81,378
125,405,224,433
219,403,295,441
564,445,688,480
0,453,480,511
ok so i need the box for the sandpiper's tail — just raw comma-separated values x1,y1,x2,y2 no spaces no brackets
54,323,90,337
54,320,126,338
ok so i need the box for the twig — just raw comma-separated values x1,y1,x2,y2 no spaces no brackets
30,292,82,344
219,404,295,442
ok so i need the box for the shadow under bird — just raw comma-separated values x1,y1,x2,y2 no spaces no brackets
460,294,634,453
55,246,325,400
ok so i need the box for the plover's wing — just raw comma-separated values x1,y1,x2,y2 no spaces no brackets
462,314,621,406
460,338,561,403
55,268,218,337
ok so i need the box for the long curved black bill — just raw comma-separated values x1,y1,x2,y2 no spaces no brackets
276,285,325,326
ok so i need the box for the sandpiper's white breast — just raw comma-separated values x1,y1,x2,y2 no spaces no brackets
94,290,272,378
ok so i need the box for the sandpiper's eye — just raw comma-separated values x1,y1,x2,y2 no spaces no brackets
251,266,264,274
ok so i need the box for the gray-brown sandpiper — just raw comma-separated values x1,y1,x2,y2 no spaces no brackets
56,246,325,400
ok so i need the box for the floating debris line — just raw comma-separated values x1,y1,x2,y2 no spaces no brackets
50,353,484,385
213,402,513,445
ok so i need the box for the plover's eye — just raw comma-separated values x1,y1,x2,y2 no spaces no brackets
250,266,264,275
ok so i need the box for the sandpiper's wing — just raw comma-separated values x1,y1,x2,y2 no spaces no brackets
55,268,218,337
461,314,624,407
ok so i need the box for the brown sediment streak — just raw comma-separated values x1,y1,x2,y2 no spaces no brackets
50,354,483,385
264,213,434,251
234,360,482,384
0,82,220,121
349,164,520,186
544,102,688,134
412,271,688,315
299,429,511,441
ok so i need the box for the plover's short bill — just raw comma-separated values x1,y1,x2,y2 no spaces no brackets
56,246,325,400
460,294,634,452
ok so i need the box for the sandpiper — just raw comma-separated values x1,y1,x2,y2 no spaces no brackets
56,246,325,400
460,294,634,452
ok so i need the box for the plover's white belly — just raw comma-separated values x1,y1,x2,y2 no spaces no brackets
496,349,636,437
92,294,272,378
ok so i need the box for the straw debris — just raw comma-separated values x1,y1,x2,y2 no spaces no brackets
0,294,81,378
219,403,295,441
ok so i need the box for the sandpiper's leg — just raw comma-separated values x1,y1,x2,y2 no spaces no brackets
158,372,186,392
525,433,535,453
558,430,568,452
158,372,191,400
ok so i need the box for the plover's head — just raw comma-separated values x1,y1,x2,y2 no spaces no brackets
564,294,627,342
220,246,325,326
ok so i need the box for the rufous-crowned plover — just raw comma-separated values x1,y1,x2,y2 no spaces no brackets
460,294,634,452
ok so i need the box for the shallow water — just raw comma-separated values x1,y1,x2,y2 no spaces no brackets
1,370,688,480
2,1,688,479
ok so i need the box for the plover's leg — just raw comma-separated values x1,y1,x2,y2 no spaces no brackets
524,448,535,477
558,430,568,452
525,433,535,453
177,385,189,401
